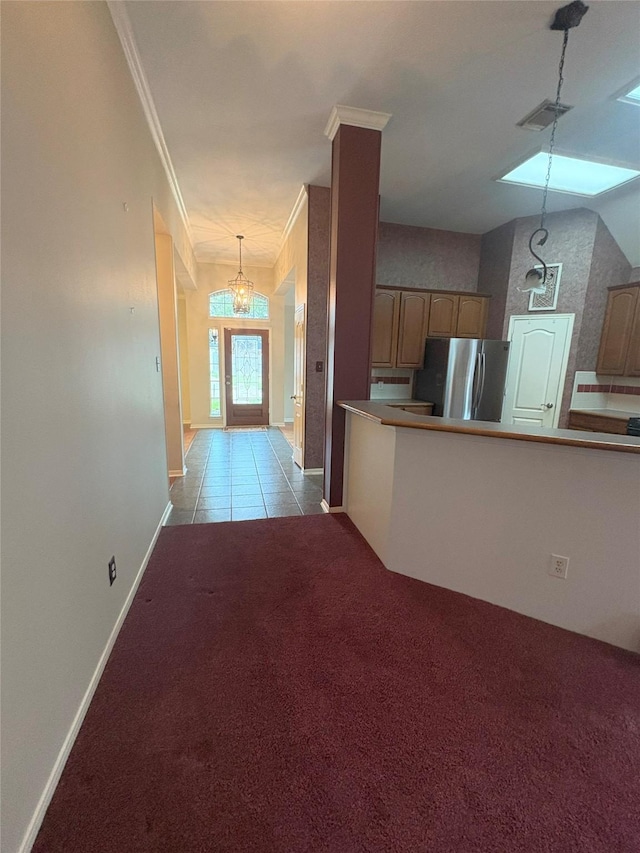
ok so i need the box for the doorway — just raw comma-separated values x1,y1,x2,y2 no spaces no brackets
153,210,185,479
223,328,270,426
502,314,575,428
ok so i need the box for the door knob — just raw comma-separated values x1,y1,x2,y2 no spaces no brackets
290,395,298,400
542,402,554,409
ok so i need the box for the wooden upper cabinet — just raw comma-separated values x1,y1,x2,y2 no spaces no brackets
397,292,430,368
428,294,458,337
371,289,401,367
624,297,640,377
596,286,639,375
456,295,488,338
372,287,489,367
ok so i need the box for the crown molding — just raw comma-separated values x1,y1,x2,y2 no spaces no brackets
107,1,192,243
324,105,392,141
280,185,308,250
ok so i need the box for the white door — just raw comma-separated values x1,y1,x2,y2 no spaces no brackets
292,305,305,468
502,314,575,428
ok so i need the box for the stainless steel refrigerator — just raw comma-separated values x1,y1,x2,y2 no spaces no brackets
414,338,511,421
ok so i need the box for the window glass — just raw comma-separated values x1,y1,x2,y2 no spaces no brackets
209,290,269,319
231,334,263,404
208,329,221,417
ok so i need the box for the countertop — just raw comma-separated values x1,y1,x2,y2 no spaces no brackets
369,398,432,406
339,401,640,454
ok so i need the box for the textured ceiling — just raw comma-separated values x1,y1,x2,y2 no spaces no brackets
124,0,640,266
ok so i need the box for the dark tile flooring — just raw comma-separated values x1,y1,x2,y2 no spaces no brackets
164,428,324,525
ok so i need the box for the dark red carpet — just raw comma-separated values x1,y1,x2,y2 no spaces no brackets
34,514,640,852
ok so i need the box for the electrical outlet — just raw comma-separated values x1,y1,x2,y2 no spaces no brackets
108,556,117,586
548,554,569,579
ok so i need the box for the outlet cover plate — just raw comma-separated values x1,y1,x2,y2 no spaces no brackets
549,554,569,579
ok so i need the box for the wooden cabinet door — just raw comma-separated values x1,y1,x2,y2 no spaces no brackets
456,295,488,338
396,292,430,367
568,410,629,434
398,404,434,416
371,289,400,367
624,297,640,376
427,294,458,337
596,288,638,375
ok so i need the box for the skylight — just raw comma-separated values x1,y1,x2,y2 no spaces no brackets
618,82,640,105
499,152,640,196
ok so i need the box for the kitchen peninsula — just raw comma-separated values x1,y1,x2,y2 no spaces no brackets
339,401,640,652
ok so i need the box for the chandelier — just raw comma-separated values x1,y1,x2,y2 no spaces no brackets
522,0,589,294
228,235,254,314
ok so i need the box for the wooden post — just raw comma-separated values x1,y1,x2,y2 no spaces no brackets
323,107,391,509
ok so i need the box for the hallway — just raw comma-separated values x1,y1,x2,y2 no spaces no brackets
165,428,324,524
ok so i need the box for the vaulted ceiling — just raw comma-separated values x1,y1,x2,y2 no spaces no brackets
122,0,640,266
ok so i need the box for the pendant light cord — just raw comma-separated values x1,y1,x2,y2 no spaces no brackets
540,28,569,232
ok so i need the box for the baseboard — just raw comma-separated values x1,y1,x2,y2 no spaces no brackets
18,501,172,853
321,499,344,514
284,419,294,424
169,467,187,477
189,423,224,430
303,467,323,475
271,422,285,427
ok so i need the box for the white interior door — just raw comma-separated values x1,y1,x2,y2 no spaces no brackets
292,305,305,467
502,314,575,428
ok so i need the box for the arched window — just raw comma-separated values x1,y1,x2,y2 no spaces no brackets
209,289,269,320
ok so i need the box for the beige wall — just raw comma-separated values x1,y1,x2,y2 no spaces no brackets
155,232,184,473
274,193,311,459
1,3,195,850
274,194,309,309
177,296,191,423
185,263,285,427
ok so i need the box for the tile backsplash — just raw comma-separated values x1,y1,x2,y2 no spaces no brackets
370,368,414,400
571,371,640,414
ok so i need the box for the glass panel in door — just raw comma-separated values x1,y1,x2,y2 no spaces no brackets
223,329,269,426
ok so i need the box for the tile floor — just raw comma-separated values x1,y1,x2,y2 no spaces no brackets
164,427,324,525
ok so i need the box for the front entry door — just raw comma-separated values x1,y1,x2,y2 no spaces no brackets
292,305,305,467
224,329,269,426
502,314,574,428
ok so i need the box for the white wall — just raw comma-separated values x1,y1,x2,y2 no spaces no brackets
345,415,396,561
1,4,195,850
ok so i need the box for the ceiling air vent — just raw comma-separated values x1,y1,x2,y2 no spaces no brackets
517,99,573,131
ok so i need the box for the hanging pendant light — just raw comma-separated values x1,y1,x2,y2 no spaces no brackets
228,235,254,314
520,0,589,294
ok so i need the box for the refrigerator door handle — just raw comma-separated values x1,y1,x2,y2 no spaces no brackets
471,352,482,415
478,351,487,414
